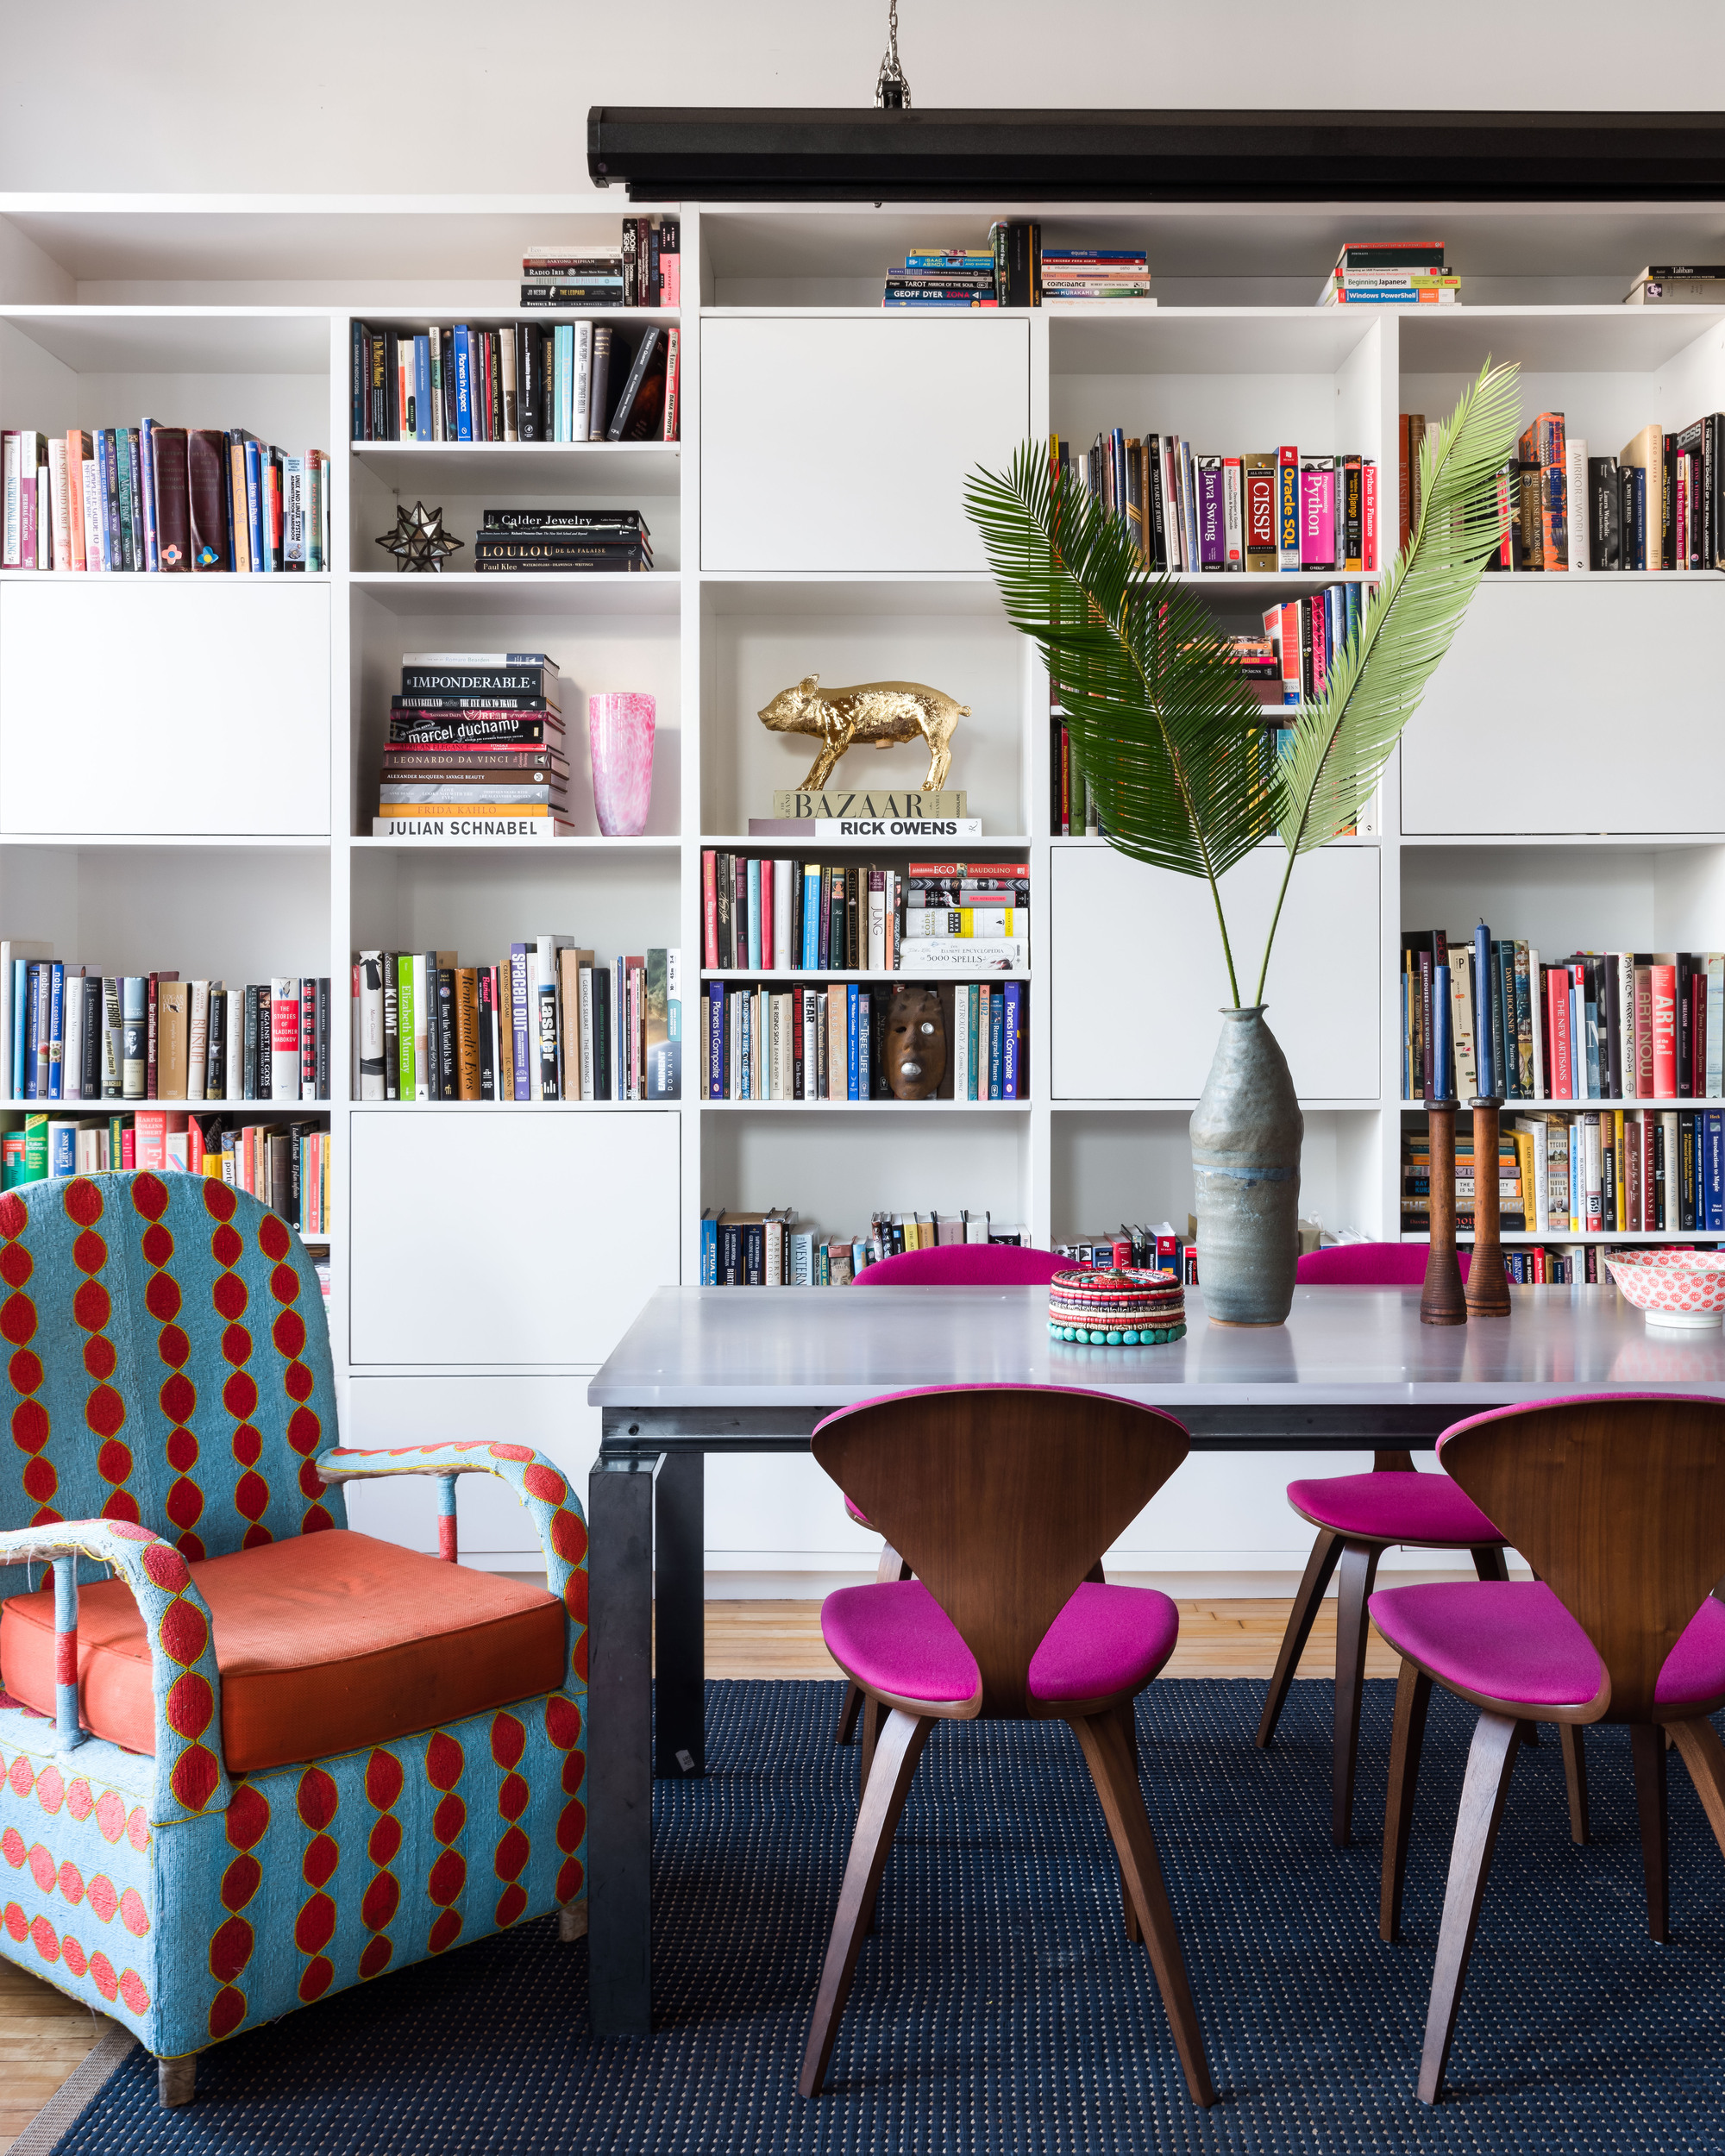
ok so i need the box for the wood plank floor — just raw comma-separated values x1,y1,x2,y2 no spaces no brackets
0,1597,1373,2147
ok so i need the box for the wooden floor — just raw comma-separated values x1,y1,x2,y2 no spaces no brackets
0,1596,1371,2147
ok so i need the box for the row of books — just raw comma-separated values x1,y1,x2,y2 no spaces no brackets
1057,1223,1184,1271
3,1112,330,1238
518,225,679,309
350,321,677,445
699,855,1030,975
466,508,652,576
705,980,1026,1101
373,654,574,837
700,1207,1029,1285
881,227,1150,309
1319,239,1458,307
353,946,681,1102
1402,1108,1725,1236
1402,931,1724,1103
1055,433,1380,576
1,427,328,573
2,951,329,1105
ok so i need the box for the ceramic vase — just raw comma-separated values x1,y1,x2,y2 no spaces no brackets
588,693,655,837
1189,1006,1303,1326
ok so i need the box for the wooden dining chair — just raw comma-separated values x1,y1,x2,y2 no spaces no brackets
833,1244,1070,1747
1370,1394,1725,2103
800,1384,1215,2107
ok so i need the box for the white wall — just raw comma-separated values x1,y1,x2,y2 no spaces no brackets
3,0,1723,192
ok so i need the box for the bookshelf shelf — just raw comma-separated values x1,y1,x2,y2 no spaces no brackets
1401,1231,1724,1247
350,440,681,497
348,1100,677,1114
698,1098,1032,1113
349,834,678,854
0,1100,336,1114
702,835,1035,851
350,571,681,615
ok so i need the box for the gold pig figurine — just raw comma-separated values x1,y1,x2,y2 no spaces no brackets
756,674,967,792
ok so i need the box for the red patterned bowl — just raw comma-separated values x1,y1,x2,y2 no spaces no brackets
1604,1250,1725,1332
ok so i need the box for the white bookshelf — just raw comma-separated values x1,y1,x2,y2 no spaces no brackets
1,193,1722,1591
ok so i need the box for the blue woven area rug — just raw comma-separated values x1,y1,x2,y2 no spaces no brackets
43,1677,1725,2153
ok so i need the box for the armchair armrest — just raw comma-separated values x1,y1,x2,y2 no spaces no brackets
0,1520,230,1827
315,1442,588,1690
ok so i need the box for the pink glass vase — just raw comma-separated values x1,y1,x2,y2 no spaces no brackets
587,692,655,837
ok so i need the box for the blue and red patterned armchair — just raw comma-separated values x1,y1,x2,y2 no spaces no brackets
0,1170,588,2105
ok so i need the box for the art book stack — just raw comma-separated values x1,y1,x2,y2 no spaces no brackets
374,653,573,839
473,509,651,575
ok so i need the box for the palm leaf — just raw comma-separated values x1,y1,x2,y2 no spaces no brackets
964,446,1274,896
1274,360,1521,868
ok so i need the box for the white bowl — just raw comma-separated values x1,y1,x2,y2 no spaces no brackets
1604,1250,1725,1332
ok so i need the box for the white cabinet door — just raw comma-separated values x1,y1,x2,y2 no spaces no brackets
1402,580,1724,835
701,317,1031,572
0,580,330,836
1050,844,1381,1100
348,1109,680,1365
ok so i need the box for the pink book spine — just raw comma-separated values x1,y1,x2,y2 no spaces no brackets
1363,459,1378,570
19,470,34,570
702,849,718,968
1301,463,1336,570
759,857,774,971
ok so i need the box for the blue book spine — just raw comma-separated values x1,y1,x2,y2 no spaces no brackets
708,982,724,1099
847,984,860,1100
1709,1111,1724,1232
24,967,42,1100
47,1121,74,1178
139,417,160,570
10,961,25,1097
746,859,762,969
46,963,63,1102
802,868,819,969
414,337,432,442
560,325,576,442
989,989,1005,1098
244,442,264,571
700,1214,718,1286
1002,981,1022,1099
455,329,474,441
97,432,119,571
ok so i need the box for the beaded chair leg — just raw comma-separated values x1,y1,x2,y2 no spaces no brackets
1257,1529,1343,1750
158,2055,197,2107
1072,1705,1215,2107
800,1708,932,2098
1559,1724,1590,1845
1629,1720,1670,1943
1381,1658,1433,1942
1418,1710,1520,2104
1332,1541,1381,1847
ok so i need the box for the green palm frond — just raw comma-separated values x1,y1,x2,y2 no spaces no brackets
1274,360,1521,869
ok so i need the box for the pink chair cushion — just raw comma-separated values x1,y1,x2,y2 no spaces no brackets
1297,1241,1472,1285
821,1578,1179,1708
854,1245,1067,1287
1370,1579,1725,1711
1287,1471,1502,1546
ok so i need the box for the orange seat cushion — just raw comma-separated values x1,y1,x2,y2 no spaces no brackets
0,1529,567,1774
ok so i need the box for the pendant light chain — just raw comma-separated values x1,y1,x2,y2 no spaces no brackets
875,0,912,108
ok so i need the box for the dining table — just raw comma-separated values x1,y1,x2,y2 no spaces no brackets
582,1278,1725,2034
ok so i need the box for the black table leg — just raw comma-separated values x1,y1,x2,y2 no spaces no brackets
655,1451,706,1780
587,1455,656,2036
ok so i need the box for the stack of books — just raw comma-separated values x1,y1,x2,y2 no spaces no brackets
375,652,573,840
1583,420,1723,572
352,944,680,1101
700,1208,1029,1285
1625,265,1725,306
3,1110,331,1233
1319,241,1458,306
701,854,1029,973
0,426,328,572
881,248,999,309
351,321,678,444
1039,248,1151,302
473,509,651,575
2,950,329,1105
520,221,679,309
705,978,1026,1101
1057,1223,1184,1271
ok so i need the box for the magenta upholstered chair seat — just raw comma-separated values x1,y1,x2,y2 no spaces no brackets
1287,1471,1500,1545
822,1579,1181,1708
1296,1242,1472,1285
1371,1578,1725,1713
853,1244,1068,1288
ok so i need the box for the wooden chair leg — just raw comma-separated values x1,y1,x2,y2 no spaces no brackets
1380,1658,1433,1941
1668,1714,1725,1861
1629,1720,1670,1943
1257,1528,1343,1750
1417,1710,1520,2105
1469,1545,1509,1583
158,2055,197,2107
800,1708,932,2098
858,1696,882,1796
1559,1723,1590,1845
1114,1698,1141,1942
835,1683,864,1746
1073,1705,1216,2108
1332,1541,1381,1847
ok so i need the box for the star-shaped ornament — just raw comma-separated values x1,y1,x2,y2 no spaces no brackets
376,499,463,573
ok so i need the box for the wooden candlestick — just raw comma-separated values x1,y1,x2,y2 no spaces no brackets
1421,1100,1468,1326
1465,1099,1512,1317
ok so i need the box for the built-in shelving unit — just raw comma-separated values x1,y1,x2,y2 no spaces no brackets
3,191,1722,1589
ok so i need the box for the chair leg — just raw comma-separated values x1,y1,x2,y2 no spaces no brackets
1073,1706,1217,2108
1257,1528,1343,1750
1380,1658,1433,1942
158,2055,197,2107
1629,1720,1670,1943
1114,1699,1141,1942
1469,1545,1509,1583
559,1901,588,1941
858,1695,881,1796
835,1683,864,1746
800,1708,932,2098
1559,1724,1590,1845
1332,1541,1381,1847
1417,1710,1520,2105
1668,1714,1725,1861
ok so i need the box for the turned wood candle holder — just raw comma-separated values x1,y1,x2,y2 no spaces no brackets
1464,1099,1512,1318
1421,1100,1468,1326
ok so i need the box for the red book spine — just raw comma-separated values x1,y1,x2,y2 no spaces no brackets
1652,963,1678,1097
146,973,160,1100
702,849,718,968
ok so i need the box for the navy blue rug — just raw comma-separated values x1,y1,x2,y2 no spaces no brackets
42,1679,1725,2153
